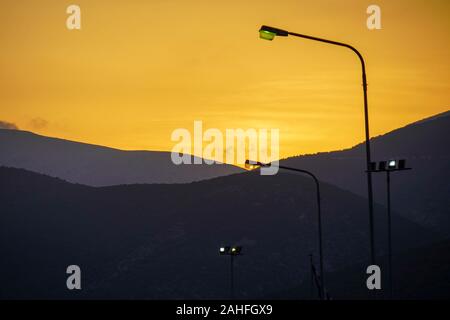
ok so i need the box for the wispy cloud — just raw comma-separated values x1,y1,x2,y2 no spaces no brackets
29,118,48,130
0,120,18,130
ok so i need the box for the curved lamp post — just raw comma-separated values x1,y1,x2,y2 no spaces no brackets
246,160,326,299
258,25,376,265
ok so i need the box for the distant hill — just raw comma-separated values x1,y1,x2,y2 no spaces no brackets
0,167,437,299
0,129,244,186
1,112,448,299
282,110,450,236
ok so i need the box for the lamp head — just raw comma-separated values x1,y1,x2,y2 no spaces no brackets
259,25,289,40
245,159,271,170
245,159,260,170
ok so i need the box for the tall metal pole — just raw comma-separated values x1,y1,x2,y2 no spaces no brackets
361,64,376,266
285,31,376,265
386,171,393,298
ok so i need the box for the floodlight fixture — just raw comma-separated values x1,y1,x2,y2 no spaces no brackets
219,246,230,255
230,246,242,255
388,160,397,169
370,159,410,172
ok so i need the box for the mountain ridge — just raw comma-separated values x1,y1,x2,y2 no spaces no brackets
282,110,450,235
0,166,437,299
0,129,244,186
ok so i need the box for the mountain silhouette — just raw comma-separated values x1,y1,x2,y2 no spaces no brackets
274,238,450,299
0,166,436,299
283,110,450,236
0,129,243,186
1,112,448,299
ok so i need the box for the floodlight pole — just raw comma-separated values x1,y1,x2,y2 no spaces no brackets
230,254,235,300
386,170,393,298
369,163,411,299
220,246,240,299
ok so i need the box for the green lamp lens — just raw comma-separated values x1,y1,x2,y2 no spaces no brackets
259,30,275,41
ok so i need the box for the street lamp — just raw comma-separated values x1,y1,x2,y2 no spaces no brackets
219,245,242,299
258,25,376,265
245,160,326,300
369,159,411,298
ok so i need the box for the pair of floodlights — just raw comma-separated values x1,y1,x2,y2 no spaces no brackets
219,246,242,256
369,159,409,172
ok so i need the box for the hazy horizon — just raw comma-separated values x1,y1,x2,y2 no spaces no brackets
1,109,448,164
1,0,449,161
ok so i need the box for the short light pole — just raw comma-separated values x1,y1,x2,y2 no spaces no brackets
219,246,242,299
246,160,326,299
258,25,376,266
369,159,411,298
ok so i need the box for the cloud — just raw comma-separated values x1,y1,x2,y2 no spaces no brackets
0,120,18,130
29,118,48,130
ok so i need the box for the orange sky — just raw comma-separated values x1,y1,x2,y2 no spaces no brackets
0,0,449,162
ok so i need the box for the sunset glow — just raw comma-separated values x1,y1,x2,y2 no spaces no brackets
1,0,449,162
